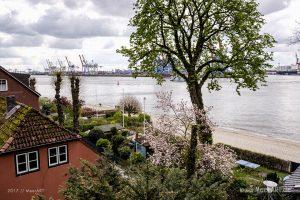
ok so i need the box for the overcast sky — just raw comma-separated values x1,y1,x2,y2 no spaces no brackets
0,0,299,72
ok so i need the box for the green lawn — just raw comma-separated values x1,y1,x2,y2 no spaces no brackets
234,166,289,186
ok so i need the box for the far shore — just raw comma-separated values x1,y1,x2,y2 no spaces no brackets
213,128,300,163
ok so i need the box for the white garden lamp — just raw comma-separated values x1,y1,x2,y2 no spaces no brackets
263,180,278,200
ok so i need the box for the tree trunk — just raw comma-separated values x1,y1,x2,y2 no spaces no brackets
187,82,212,143
186,125,198,179
55,73,64,125
185,81,213,178
70,75,80,132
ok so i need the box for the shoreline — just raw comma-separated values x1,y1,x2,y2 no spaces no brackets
213,127,300,163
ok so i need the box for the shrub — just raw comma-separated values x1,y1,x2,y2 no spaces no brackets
97,139,111,149
227,179,248,200
41,104,52,116
111,134,125,155
105,111,117,118
113,111,122,120
81,107,97,117
119,146,132,160
265,172,280,183
61,159,122,199
79,131,89,138
87,128,104,144
40,97,56,115
121,130,129,137
137,113,151,123
53,96,72,107
80,124,94,132
111,127,118,136
130,152,145,164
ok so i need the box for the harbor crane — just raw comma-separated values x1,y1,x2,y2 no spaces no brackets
65,56,76,72
79,54,100,75
57,58,66,72
45,59,59,74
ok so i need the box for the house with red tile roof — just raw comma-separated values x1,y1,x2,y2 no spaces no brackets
0,97,100,200
0,66,40,110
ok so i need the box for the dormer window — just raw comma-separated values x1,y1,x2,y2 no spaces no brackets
0,79,7,91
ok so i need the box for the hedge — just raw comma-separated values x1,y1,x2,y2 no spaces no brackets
222,144,292,172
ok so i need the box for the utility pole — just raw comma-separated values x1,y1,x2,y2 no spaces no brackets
122,88,125,128
143,97,146,135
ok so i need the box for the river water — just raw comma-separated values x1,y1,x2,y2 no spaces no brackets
33,75,300,141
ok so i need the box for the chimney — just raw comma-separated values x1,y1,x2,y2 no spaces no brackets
6,96,16,112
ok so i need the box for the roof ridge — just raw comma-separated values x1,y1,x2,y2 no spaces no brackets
0,66,40,97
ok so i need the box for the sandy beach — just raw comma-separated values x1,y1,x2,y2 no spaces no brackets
213,128,300,163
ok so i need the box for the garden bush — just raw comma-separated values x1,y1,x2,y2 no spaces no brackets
87,128,104,144
111,127,118,136
111,134,126,155
96,138,111,149
105,111,117,118
265,172,280,183
80,124,94,132
227,179,248,200
130,152,145,164
121,130,129,137
118,146,131,160
41,104,52,116
81,107,98,118
137,113,151,123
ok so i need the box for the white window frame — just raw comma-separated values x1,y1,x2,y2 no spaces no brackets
0,79,8,91
16,151,39,175
48,145,68,167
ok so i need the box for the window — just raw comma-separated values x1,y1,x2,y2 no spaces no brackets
16,151,39,175
0,79,7,91
48,145,68,167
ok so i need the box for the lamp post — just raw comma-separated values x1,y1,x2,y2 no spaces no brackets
143,97,146,135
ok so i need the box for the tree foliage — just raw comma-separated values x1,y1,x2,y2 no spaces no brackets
118,0,274,93
61,159,122,200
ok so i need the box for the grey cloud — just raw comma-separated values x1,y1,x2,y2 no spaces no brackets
27,0,56,4
102,40,115,49
0,49,19,58
31,8,125,38
63,0,85,8
256,0,291,15
0,12,35,36
27,0,88,9
0,35,43,47
49,38,83,49
91,0,134,17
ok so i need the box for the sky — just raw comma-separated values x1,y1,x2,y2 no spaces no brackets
0,0,299,72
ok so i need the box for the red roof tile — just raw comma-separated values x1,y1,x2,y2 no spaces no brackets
0,103,80,153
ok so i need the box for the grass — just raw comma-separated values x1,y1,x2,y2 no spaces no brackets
234,165,288,186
